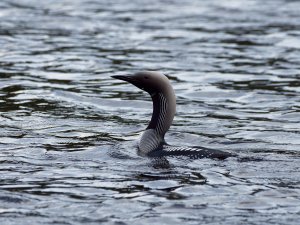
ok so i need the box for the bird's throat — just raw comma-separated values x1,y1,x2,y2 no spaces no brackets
146,92,175,137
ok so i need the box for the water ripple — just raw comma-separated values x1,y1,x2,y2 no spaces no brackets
1,0,300,224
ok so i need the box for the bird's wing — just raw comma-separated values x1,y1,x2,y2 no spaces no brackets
148,145,236,160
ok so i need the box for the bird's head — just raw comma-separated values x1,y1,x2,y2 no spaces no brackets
112,71,171,95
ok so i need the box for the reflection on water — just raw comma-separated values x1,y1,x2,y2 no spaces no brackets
1,0,300,224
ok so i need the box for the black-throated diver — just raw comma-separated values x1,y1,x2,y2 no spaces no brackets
112,71,235,160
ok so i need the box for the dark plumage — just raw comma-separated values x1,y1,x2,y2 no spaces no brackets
112,71,236,160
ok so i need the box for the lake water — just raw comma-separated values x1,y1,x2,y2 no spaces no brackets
0,0,300,224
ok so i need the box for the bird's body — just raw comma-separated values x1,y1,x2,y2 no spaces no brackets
112,71,235,160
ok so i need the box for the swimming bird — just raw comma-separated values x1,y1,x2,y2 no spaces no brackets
112,71,235,160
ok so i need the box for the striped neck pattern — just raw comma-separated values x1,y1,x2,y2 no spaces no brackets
138,92,174,155
147,92,171,138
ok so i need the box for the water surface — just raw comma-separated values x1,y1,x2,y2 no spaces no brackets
1,0,300,224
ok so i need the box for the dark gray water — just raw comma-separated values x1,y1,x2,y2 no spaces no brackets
1,0,300,224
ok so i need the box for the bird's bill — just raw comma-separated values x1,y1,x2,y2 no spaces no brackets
111,75,133,82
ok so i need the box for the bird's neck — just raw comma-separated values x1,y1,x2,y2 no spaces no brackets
146,90,176,138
